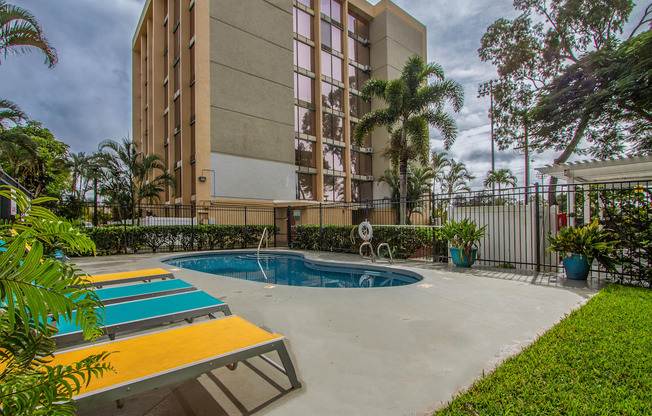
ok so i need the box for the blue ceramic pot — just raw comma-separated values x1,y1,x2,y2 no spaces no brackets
563,253,590,280
450,247,477,267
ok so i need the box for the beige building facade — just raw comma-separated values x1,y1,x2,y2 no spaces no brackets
133,0,426,207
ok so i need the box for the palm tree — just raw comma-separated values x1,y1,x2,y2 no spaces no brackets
483,168,517,190
0,98,27,129
0,0,57,67
430,150,450,195
354,56,464,224
379,163,434,224
441,159,475,199
96,138,174,221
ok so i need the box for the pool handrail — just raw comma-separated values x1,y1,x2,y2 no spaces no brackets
257,227,269,257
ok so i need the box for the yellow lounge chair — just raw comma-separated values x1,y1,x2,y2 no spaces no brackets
51,315,302,411
88,268,175,287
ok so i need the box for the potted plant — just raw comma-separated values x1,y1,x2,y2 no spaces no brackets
441,218,487,267
546,219,619,280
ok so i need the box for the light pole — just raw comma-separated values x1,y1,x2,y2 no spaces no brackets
478,79,497,175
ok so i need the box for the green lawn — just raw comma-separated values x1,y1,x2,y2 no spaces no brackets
436,285,652,415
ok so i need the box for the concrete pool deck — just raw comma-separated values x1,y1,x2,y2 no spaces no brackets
73,250,601,416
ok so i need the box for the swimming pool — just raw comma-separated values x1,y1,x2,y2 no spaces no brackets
164,251,422,288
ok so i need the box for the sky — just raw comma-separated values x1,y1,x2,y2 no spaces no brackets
1,0,648,190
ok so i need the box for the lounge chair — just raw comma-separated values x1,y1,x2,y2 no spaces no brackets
95,279,196,305
51,316,301,411
88,268,175,287
53,291,231,346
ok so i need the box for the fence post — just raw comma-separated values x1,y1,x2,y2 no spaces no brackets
244,206,247,247
319,203,323,251
273,207,277,248
535,183,541,272
122,204,128,254
190,203,195,251
286,205,292,248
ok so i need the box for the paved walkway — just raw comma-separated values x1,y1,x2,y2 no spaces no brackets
73,250,599,416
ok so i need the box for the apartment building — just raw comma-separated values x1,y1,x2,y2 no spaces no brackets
133,0,426,206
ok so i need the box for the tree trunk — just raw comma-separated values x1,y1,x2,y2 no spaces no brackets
548,115,590,205
399,158,408,225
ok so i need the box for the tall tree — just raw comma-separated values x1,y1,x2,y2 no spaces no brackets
0,0,57,67
96,138,174,219
441,159,474,199
0,121,69,197
431,150,451,195
484,168,517,190
354,56,463,224
479,0,650,202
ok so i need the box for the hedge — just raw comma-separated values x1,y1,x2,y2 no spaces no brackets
84,225,276,255
291,225,446,259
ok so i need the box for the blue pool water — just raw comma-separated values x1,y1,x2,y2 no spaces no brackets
164,252,422,288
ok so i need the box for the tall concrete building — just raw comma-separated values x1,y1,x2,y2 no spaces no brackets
133,0,426,206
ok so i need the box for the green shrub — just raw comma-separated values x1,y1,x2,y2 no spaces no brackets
292,225,445,259
83,224,277,255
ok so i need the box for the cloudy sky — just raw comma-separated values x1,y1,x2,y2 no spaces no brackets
1,0,648,189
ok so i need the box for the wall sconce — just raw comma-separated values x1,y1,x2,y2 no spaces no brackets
198,176,207,182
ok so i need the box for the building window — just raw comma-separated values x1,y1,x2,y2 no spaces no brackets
295,105,315,136
323,144,344,171
321,52,342,82
348,37,370,66
321,21,342,52
174,0,181,25
174,61,180,93
293,7,313,40
174,132,181,164
351,180,372,202
348,64,369,91
295,139,316,168
164,113,169,142
347,11,369,38
322,113,344,141
349,93,370,118
189,2,195,38
174,23,180,60
322,81,343,111
297,0,312,8
174,97,181,132
189,44,195,82
175,168,182,198
296,172,315,200
351,150,372,176
323,175,344,202
294,39,313,72
294,72,314,104
190,117,196,155
321,0,341,23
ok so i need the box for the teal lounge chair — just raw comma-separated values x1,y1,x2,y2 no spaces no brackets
95,279,196,305
53,291,232,346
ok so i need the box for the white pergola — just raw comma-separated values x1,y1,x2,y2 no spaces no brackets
536,154,652,184
536,155,652,224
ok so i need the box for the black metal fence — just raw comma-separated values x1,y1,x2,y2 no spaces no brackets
60,179,651,285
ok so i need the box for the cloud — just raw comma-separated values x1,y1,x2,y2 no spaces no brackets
1,0,146,153
4,0,649,189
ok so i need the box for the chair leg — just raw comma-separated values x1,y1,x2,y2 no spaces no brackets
275,341,302,389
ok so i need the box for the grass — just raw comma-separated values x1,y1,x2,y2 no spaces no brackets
436,285,652,415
